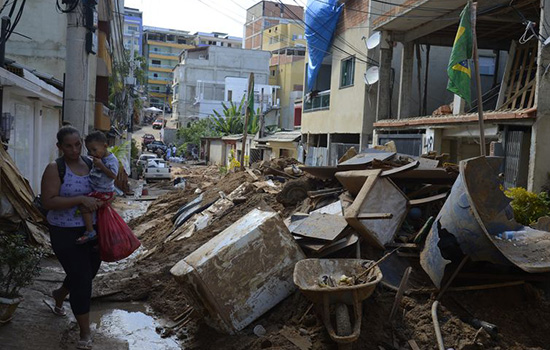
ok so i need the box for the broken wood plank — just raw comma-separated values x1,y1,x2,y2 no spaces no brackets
386,242,419,249
280,326,312,350
380,160,420,177
408,339,421,350
389,266,412,321
409,192,448,206
267,166,298,179
356,213,393,220
414,216,435,244
292,213,348,242
246,168,259,181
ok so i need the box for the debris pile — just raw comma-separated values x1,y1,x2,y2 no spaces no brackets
94,152,550,350
0,146,49,249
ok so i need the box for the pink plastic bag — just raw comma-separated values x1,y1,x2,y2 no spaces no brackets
96,199,141,262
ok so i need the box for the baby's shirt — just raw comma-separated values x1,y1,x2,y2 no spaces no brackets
89,153,119,192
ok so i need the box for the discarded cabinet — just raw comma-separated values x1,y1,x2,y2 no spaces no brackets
170,209,306,334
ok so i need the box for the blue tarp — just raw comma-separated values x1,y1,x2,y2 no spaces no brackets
305,0,343,91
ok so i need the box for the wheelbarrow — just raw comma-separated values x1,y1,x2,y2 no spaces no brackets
293,259,383,349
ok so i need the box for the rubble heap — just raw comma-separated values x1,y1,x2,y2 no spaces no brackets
94,152,550,350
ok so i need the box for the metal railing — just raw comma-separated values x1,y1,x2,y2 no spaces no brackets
303,90,330,112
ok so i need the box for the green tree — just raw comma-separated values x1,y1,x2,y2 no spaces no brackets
210,96,259,135
176,118,220,150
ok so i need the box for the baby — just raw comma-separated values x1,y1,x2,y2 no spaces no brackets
76,131,119,244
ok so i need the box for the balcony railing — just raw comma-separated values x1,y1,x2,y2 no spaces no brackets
150,63,174,69
303,90,330,112
150,51,179,57
148,76,172,82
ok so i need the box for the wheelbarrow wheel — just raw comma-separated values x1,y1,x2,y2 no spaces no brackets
335,303,352,350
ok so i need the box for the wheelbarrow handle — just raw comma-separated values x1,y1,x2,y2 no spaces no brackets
322,290,362,344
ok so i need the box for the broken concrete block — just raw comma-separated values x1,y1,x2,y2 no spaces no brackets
170,209,306,334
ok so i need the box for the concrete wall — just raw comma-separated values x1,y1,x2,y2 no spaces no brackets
6,0,67,80
268,141,298,159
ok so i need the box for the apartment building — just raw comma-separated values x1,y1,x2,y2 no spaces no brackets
193,32,242,48
123,7,143,55
143,26,195,111
172,46,275,127
263,22,306,130
244,1,303,50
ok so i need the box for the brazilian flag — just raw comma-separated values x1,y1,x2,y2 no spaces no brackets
447,2,473,104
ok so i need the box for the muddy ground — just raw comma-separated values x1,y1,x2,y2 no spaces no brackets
91,165,550,350
3,164,550,349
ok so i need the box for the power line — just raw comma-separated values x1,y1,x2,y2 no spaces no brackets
277,0,373,65
291,0,372,62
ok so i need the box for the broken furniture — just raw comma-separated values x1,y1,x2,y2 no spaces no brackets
170,209,305,334
420,156,550,288
336,170,409,249
293,259,383,348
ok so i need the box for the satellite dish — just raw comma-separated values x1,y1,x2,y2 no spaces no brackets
366,31,381,50
364,66,380,85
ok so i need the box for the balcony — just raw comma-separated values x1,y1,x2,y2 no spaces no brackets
94,102,111,131
150,63,174,69
148,76,172,83
303,90,330,112
149,51,180,58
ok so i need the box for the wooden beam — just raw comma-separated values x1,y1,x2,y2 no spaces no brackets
403,7,463,43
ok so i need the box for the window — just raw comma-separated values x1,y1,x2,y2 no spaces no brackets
228,43,232,47
152,60,161,65
340,57,355,87
271,69,276,76
479,56,496,75
127,25,138,33
153,73,158,78
228,90,233,101
292,34,297,41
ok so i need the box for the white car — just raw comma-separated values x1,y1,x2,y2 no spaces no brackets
143,158,172,182
136,153,157,168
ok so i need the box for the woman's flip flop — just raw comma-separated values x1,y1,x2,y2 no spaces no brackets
42,299,67,316
76,339,93,349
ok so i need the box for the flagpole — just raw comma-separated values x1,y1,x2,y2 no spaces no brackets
471,2,486,155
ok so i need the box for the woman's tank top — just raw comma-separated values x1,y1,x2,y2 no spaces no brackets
47,161,95,228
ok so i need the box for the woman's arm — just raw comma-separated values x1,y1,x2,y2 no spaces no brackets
40,162,101,211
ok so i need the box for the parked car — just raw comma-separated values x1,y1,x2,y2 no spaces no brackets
146,140,167,153
152,118,166,129
136,153,157,168
144,158,171,182
141,134,155,146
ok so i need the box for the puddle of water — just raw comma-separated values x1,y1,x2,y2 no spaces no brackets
90,302,180,350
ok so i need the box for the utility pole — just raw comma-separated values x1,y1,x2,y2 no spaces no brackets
64,0,97,136
259,87,265,138
240,73,254,170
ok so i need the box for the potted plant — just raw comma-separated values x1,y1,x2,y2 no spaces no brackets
0,232,43,324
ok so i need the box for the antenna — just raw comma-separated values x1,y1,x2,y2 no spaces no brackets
363,66,380,85
366,31,381,50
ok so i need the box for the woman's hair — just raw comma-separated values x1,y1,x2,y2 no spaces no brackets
84,131,107,144
56,126,80,144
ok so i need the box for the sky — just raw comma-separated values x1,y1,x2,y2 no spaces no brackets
124,0,304,37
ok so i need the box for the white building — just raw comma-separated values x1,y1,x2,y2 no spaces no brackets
172,46,277,126
1,65,63,193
